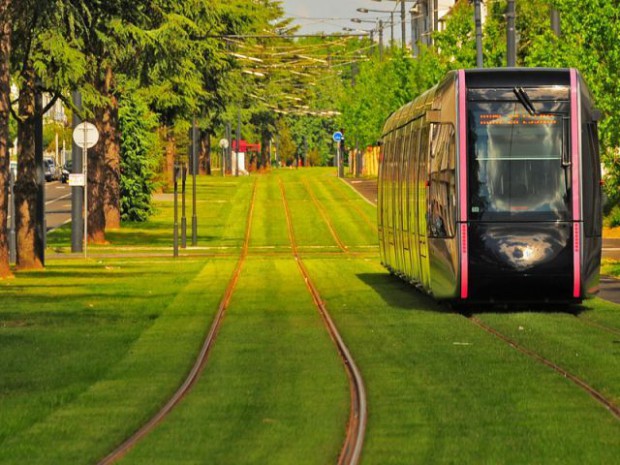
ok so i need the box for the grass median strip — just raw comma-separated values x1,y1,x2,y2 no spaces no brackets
304,257,620,464
0,257,236,464
117,257,349,465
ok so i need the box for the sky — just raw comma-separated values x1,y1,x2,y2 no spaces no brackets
279,0,409,39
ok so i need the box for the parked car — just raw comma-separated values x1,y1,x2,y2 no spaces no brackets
44,158,59,182
60,160,72,184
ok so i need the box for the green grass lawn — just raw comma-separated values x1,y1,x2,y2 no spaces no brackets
2,167,620,464
304,257,620,464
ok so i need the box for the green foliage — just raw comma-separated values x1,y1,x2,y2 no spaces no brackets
606,204,620,228
118,89,160,222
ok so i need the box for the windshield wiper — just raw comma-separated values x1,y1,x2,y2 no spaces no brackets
513,87,537,115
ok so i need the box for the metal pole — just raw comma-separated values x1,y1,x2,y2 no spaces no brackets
236,110,241,177
474,0,483,68
379,20,384,61
411,11,417,57
390,12,394,46
181,164,187,248
507,0,516,67
173,163,179,257
83,126,88,258
551,8,561,36
71,91,83,253
34,79,45,265
336,143,340,178
400,0,406,50
225,122,231,176
433,0,438,35
191,121,198,246
8,170,15,263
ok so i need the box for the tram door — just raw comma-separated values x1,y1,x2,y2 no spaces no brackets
418,126,431,290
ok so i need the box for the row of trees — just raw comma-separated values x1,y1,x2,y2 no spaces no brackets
334,0,620,211
1,0,618,279
0,0,292,278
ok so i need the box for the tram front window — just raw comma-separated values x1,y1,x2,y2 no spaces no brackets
468,99,570,221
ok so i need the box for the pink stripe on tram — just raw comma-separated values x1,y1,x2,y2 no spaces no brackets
458,70,468,299
570,69,581,298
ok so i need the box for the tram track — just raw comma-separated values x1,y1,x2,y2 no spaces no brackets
302,177,348,253
98,179,259,465
574,315,620,337
467,315,620,421
279,177,367,465
327,177,377,233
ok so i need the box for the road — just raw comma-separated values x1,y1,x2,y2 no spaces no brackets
7,180,71,232
45,181,72,231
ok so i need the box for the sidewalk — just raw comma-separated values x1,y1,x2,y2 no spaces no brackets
342,175,620,305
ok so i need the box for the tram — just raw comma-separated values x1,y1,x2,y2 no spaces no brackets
377,68,602,303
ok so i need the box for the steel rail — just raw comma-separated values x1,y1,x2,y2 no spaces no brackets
468,315,620,420
302,177,348,253
330,177,378,231
574,316,620,337
279,177,367,465
98,179,259,464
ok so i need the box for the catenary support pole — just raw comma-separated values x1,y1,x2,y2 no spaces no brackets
173,163,179,257
191,121,198,246
71,91,83,253
551,8,561,36
400,0,406,50
506,0,516,67
474,0,483,68
34,78,45,265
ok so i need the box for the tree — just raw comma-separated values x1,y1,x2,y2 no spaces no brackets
118,88,159,221
11,0,86,268
0,0,12,278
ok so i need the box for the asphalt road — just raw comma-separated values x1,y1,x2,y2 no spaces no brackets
45,181,72,231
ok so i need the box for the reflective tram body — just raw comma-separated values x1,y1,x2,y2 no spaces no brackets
378,68,602,303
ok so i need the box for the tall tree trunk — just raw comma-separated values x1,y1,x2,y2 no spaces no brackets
101,67,121,230
199,129,210,175
88,104,108,244
15,63,43,270
0,0,12,278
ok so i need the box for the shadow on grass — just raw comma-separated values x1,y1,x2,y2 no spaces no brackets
357,272,587,316
357,272,447,313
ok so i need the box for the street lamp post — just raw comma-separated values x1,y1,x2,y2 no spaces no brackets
474,0,483,67
507,0,516,67
356,8,394,45
371,0,418,50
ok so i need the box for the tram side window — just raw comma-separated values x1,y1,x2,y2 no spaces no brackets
428,124,456,238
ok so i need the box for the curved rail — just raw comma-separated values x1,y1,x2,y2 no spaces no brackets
468,315,620,420
575,316,620,337
98,179,259,464
302,177,348,253
279,177,367,465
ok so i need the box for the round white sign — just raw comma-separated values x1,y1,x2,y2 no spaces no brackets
73,122,100,149
219,138,229,149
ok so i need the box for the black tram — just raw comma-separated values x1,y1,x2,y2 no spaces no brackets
377,68,602,303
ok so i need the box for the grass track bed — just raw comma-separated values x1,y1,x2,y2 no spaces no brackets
303,257,620,464
118,257,349,465
0,258,236,464
475,309,620,406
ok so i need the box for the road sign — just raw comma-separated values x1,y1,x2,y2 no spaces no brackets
219,138,229,149
68,173,85,186
332,131,343,142
72,122,99,149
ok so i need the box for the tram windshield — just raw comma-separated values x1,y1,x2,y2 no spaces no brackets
468,98,571,220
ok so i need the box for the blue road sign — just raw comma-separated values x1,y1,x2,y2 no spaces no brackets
333,131,343,142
